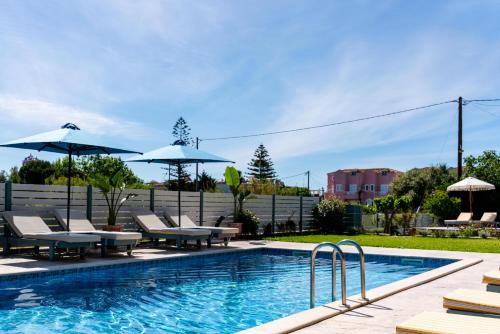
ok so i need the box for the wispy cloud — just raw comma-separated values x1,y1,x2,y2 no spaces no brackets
0,96,148,138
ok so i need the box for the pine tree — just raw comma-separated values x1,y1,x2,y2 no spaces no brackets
247,144,276,181
169,117,194,189
172,117,194,146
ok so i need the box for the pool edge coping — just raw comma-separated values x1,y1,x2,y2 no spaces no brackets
236,256,482,334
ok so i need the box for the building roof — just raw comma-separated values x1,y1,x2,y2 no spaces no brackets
328,168,402,174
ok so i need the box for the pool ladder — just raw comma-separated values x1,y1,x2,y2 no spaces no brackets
310,240,367,308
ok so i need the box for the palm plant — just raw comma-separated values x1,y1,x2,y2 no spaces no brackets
90,169,137,226
224,166,253,219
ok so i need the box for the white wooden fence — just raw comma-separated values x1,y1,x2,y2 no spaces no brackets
0,183,319,232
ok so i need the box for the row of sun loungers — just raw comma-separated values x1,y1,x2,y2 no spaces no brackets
1,209,238,260
396,270,500,333
444,212,497,227
417,212,498,232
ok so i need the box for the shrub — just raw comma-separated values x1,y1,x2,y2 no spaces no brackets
431,229,446,238
312,198,346,233
479,229,490,239
460,226,476,238
422,190,461,221
238,209,260,236
447,231,459,238
418,230,429,237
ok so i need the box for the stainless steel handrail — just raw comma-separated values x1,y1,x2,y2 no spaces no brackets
310,242,347,308
334,239,367,300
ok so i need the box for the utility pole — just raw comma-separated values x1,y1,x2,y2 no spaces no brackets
306,170,310,191
195,137,200,191
457,97,463,179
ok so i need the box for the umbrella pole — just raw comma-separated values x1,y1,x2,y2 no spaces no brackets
469,189,472,214
67,150,72,232
178,162,181,229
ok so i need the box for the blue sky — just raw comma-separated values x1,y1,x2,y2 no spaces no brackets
0,0,499,190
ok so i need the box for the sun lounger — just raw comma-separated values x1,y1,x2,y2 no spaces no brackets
1,211,100,260
444,212,473,227
473,212,498,228
483,271,500,293
396,311,500,334
131,209,211,249
443,288,500,315
54,209,142,257
164,211,238,247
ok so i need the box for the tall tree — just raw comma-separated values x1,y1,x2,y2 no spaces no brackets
168,117,194,190
172,117,194,146
247,144,276,181
391,164,456,209
18,156,54,184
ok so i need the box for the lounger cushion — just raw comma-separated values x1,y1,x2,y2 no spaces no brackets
131,209,168,231
165,214,198,228
166,214,238,235
132,210,210,237
3,211,52,237
443,288,500,315
23,232,100,243
396,311,500,334
480,212,497,223
483,271,500,285
55,209,142,241
148,228,211,237
54,209,96,231
444,212,472,224
86,231,142,241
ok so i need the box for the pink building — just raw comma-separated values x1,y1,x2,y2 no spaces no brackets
326,168,401,204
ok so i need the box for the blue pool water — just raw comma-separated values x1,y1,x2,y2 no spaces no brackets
0,248,455,333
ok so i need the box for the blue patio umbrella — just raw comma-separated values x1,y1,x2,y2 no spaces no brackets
126,140,233,228
0,123,141,231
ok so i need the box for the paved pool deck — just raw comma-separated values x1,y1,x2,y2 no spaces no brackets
0,240,498,334
267,241,499,334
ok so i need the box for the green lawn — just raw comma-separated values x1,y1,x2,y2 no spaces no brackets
266,234,500,253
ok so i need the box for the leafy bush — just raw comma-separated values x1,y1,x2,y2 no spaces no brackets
447,231,459,238
479,229,490,239
19,158,54,184
418,230,429,237
312,198,346,233
422,190,461,221
431,229,446,238
238,209,260,236
460,226,476,238
391,164,456,209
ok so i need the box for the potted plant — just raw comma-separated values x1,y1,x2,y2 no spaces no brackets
224,166,255,234
91,168,137,232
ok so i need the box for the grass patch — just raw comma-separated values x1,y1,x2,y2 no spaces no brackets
266,234,500,253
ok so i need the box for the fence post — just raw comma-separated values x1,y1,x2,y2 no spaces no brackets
5,181,12,211
299,195,303,234
199,190,204,226
86,185,92,221
149,188,155,212
271,194,276,235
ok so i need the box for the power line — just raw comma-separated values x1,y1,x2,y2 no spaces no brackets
464,98,500,103
200,99,457,141
281,171,308,179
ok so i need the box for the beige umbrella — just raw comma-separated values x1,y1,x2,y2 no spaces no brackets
447,177,495,213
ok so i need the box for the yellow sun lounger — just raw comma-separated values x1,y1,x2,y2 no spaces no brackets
443,288,500,315
396,311,500,334
483,271,500,292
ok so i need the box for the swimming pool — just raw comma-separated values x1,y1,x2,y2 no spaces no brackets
0,248,455,333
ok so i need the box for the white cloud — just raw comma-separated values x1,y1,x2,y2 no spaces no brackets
259,32,500,162
0,96,149,138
